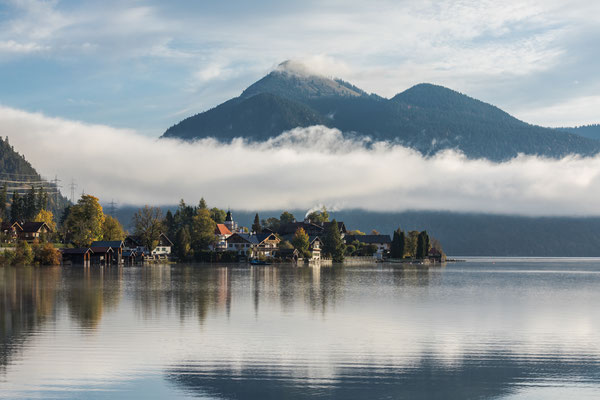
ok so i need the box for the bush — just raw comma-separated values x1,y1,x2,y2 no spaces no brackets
34,242,61,265
12,241,34,265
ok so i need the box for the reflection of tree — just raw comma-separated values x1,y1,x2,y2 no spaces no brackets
391,264,444,287
65,267,123,328
0,266,60,371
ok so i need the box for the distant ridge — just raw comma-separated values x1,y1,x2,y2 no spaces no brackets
162,60,600,161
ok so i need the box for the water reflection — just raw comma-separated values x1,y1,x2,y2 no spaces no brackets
1,261,600,399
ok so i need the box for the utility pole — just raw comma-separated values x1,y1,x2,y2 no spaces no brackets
51,175,61,206
69,179,77,203
108,199,117,217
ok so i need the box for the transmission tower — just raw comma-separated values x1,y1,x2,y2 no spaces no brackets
108,199,117,217
51,175,61,206
69,179,77,203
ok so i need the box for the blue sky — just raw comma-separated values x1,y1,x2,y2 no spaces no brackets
0,0,599,136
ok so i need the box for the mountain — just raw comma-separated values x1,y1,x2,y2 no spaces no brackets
162,61,600,161
0,136,70,215
558,124,600,141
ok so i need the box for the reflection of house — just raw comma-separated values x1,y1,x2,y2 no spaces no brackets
226,232,280,258
214,223,232,251
61,247,93,265
19,222,52,242
345,234,391,258
1,221,22,242
91,240,124,264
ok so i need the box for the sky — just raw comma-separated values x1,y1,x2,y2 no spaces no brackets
1,0,600,214
0,0,599,136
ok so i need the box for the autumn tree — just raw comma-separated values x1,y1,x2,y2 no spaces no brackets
102,215,125,241
291,227,310,257
306,206,329,223
132,205,164,252
65,195,105,247
34,209,57,232
190,208,216,252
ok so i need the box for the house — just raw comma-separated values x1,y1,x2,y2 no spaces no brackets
225,232,280,258
151,233,173,258
61,247,93,265
1,221,22,242
277,220,348,238
124,234,173,260
308,236,323,261
91,240,124,264
428,247,446,263
224,210,238,233
90,246,114,266
274,248,299,262
345,234,391,258
19,222,52,242
122,250,137,265
213,223,232,251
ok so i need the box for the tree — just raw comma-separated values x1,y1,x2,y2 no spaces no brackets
174,226,192,261
291,227,310,257
323,219,344,262
10,191,23,222
23,186,37,220
210,207,227,224
391,228,405,259
198,197,208,210
347,229,365,235
252,213,262,233
34,209,57,232
279,240,294,250
164,210,175,239
132,205,164,252
405,231,420,258
306,206,329,223
33,242,61,265
102,215,125,241
0,185,7,219
12,240,33,265
65,195,105,247
190,208,216,252
416,230,430,259
36,187,47,212
263,217,280,231
279,211,296,225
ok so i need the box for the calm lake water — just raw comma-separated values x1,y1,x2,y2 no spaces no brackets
2,259,600,399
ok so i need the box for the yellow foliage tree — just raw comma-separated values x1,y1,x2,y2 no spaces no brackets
102,215,125,241
65,195,105,247
34,209,56,232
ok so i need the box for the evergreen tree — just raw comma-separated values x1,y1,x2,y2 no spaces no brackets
164,210,175,239
323,219,345,262
252,213,262,233
36,187,46,212
416,231,430,259
391,228,406,259
190,208,216,252
175,226,192,261
10,191,22,222
198,197,208,210
23,186,36,220
0,184,7,219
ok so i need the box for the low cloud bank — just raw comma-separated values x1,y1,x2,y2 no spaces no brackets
2,105,600,216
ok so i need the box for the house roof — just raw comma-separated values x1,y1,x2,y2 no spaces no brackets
158,233,174,246
345,234,391,244
91,240,124,248
20,221,51,233
90,246,114,253
62,247,93,255
277,221,323,236
215,224,232,236
1,221,23,232
122,250,137,257
275,248,299,257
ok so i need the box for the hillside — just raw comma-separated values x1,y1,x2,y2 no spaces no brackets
161,61,600,161
558,125,600,141
0,137,70,216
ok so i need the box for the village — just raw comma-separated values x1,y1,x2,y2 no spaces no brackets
1,203,445,267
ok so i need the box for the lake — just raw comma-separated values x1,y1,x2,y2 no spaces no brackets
2,259,600,399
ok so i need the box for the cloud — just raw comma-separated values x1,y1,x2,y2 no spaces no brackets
2,105,600,216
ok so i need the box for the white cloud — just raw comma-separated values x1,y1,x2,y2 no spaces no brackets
514,95,600,127
2,106,600,216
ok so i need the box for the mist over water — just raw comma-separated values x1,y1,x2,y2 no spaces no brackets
3,105,600,215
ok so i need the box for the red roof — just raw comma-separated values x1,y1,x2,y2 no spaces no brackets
215,224,232,235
